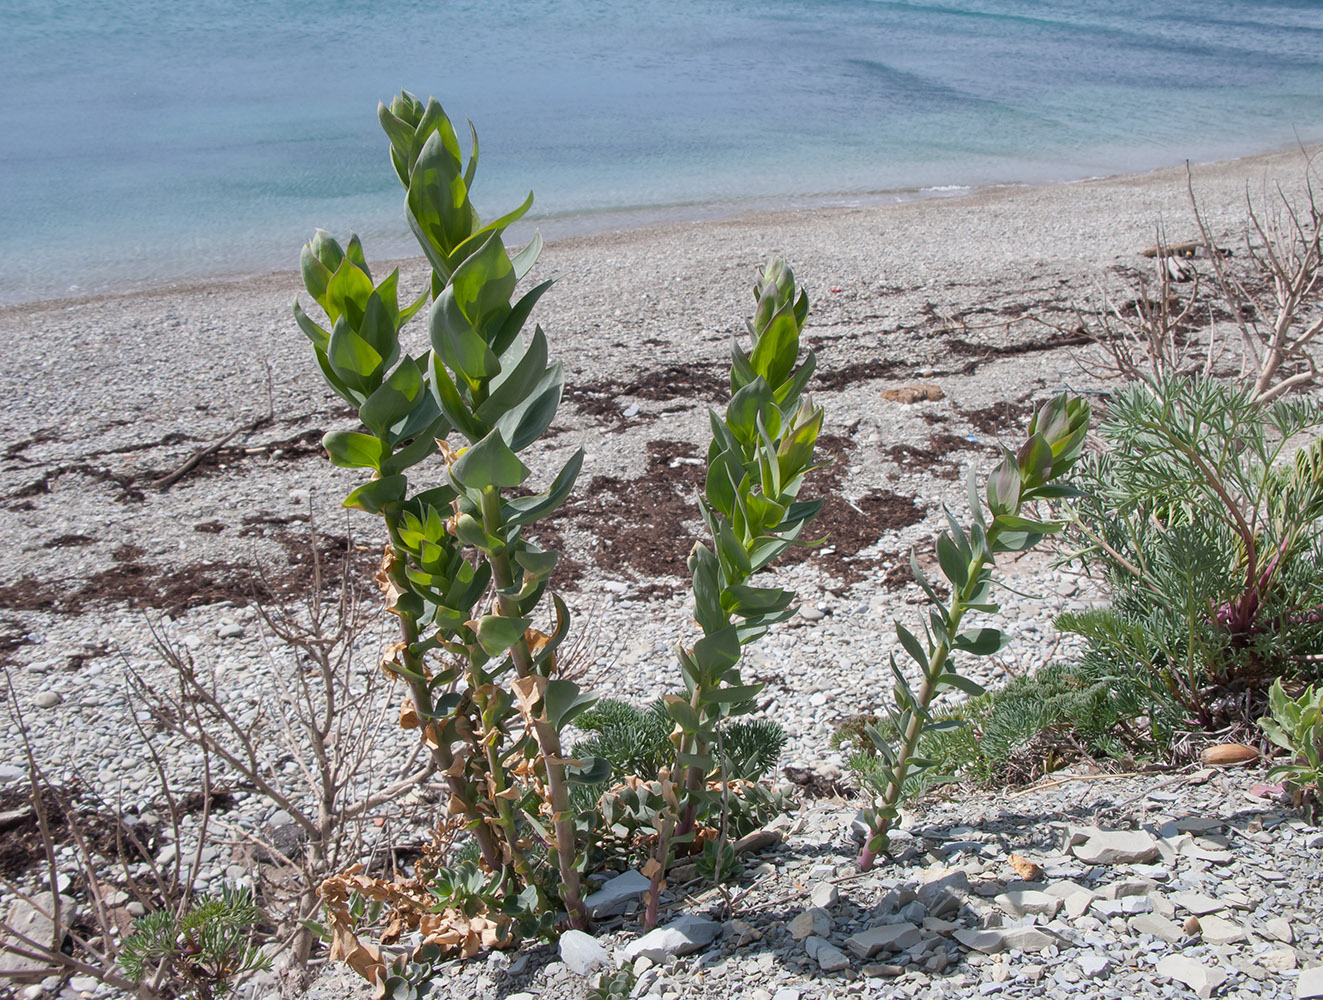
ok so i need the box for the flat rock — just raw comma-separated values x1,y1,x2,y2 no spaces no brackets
1069,828,1159,865
623,915,721,962
813,941,850,973
1129,912,1184,943
558,930,609,976
788,907,832,941
1196,913,1246,945
1170,891,1226,916
583,869,650,918
1156,954,1227,999
1264,916,1295,943
809,882,839,909
995,890,1061,918
845,922,921,958
1298,966,1323,1000
1,893,74,980
954,925,1057,955
31,691,61,709
1078,953,1111,979
1259,948,1297,972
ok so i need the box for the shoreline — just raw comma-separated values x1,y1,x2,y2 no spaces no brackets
4,138,1319,315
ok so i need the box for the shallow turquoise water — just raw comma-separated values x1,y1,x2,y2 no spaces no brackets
1,0,1321,303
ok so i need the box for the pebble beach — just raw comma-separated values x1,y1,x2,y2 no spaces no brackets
2,144,1322,1000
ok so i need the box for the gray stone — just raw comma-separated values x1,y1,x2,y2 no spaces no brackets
622,915,721,962
216,621,245,639
31,691,61,709
1156,954,1227,999
788,907,832,941
2,893,76,980
1069,828,1159,866
845,922,921,958
584,869,650,918
67,976,99,993
558,929,609,976
813,941,850,972
954,926,1058,955
1299,966,1323,1000
996,890,1062,919
772,990,801,1000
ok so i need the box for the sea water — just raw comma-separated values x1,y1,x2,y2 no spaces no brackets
1,0,1321,304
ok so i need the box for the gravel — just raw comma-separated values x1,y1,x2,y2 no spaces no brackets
1,145,1321,1000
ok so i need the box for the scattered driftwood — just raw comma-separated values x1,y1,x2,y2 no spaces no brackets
149,414,273,490
1140,240,1231,259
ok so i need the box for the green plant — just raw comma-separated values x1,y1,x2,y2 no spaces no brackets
1060,376,1323,728
849,394,1091,868
1259,678,1323,821
296,92,603,968
642,259,824,925
839,658,1154,791
119,887,270,1000
586,965,636,1000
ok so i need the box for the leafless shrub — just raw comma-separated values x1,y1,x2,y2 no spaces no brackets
1191,157,1323,403
1070,155,1323,402
129,517,435,988
0,677,223,998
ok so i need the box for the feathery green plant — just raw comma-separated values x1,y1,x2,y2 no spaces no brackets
850,394,1091,869
119,887,269,1000
1061,376,1323,727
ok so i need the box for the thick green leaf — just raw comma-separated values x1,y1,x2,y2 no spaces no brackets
474,615,531,657
380,431,439,477
936,534,969,589
495,366,563,451
343,475,406,513
699,682,763,705
323,431,385,470
504,448,584,525
429,355,487,443
450,429,530,490
360,356,424,438
293,300,330,352
895,623,929,670
748,302,801,389
431,290,500,385
543,679,597,729
450,230,515,335
692,625,741,676
328,319,384,383
952,628,1007,656
664,695,701,733
564,755,613,786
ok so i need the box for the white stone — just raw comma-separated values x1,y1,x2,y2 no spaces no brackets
995,890,1061,919
622,915,721,962
1156,954,1227,999
68,976,99,993
31,691,61,709
954,926,1057,954
1129,912,1184,943
216,620,245,639
583,869,650,918
1169,891,1226,916
1297,965,1323,1000
1196,914,1246,945
809,882,839,908
558,929,609,976
1259,947,1298,972
1078,953,1111,979
1265,916,1295,943
1069,828,1159,865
